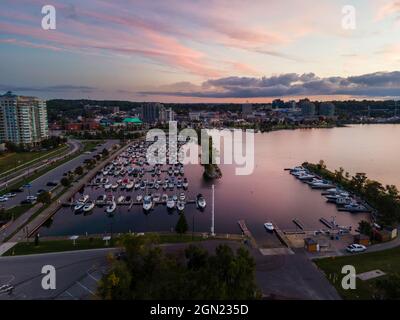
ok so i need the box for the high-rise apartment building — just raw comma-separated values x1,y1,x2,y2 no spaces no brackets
0,91,49,146
319,102,335,117
299,98,316,117
141,102,162,123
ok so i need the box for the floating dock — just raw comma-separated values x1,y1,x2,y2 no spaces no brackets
237,220,258,248
292,218,305,230
319,217,335,229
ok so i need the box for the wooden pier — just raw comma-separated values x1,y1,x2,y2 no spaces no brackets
237,220,258,248
292,218,305,230
319,217,335,229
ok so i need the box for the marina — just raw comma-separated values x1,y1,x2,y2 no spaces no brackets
39,127,387,240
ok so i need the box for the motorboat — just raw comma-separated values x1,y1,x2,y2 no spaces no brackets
166,197,175,210
143,195,153,211
117,195,125,204
163,182,168,190
74,202,85,212
196,194,206,210
134,182,141,190
153,193,161,202
154,183,160,190
83,201,95,212
264,222,274,232
310,180,334,189
125,196,131,202
343,203,368,212
111,183,119,190
136,194,143,202
179,167,184,175
182,178,189,189
126,181,134,190
78,195,89,203
162,194,168,202
297,173,315,180
104,183,112,190
176,200,185,212
336,196,353,205
179,192,186,201
106,201,117,214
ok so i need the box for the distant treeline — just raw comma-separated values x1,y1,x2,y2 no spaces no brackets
47,99,399,122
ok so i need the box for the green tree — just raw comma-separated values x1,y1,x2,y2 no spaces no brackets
61,177,71,187
175,213,188,234
37,191,52,205
74,166,83,176
358,220,372,238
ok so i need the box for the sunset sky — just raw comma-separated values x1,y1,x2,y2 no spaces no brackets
1,0,400,102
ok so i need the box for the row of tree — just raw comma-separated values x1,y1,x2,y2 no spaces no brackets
97,235,260,300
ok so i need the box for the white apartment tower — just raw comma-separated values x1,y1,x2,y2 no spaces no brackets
0,91,49,146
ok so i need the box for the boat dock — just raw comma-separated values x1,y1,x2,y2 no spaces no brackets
319,217,335,229
292,218,305,230
237,220,258,248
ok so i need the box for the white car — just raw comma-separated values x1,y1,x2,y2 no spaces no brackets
346,244,367,253
26,195,37,201
0,196,9,202
4,193,16,198
0,284,14,294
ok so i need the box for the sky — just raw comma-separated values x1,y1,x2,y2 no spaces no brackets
1,0,400,102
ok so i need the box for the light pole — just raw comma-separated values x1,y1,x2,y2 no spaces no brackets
211,184,215,236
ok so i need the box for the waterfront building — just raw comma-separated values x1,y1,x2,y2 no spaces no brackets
242,103,253,117
319,102,335,117
299,98,316,117
141,102,162,123
0,91,49,146
189,112,201,121
159,107,175,122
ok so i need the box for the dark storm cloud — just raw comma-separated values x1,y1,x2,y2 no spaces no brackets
139,71,400,98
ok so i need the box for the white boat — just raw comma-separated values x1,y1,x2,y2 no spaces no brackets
104,183,112,190
153,193,161,202
136,194,143,202
134,182,141,190
78,194,89,203
163,182,168,190
343,203,368,212
336,197,353,205
83,201,95,212
196,194,206,210
176,200,185,212
126,181,134,190
166,197,175,209
143,195,153,211
264,222,274,232
117,195,125,204
106,201,117,214
179,192,186,201
182,178,189,189
297,173,315,180
111,183,119,190
74,202,85,212
179,167,184,175
162,194,168,202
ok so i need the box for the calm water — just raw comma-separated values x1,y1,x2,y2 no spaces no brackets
40,124,400,240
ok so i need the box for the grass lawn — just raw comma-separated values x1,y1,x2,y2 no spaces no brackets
82,140,105,152
0,204,34,221
314,246,400,299
0,144,68,175
4,238,114,256
3,233,214,256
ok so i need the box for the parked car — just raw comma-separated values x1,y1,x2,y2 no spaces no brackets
3,193,16,198
36,189,46,196
0,196,9,202
46,181,58,187
346,244,367,253
26,195,37,201
10,187,24,193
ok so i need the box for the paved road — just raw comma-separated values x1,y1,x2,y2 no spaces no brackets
0,248,117,300
161,240,340,300
0,140,79,190
1,140,118,209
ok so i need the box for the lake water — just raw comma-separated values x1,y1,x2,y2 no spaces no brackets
40,124,400,241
